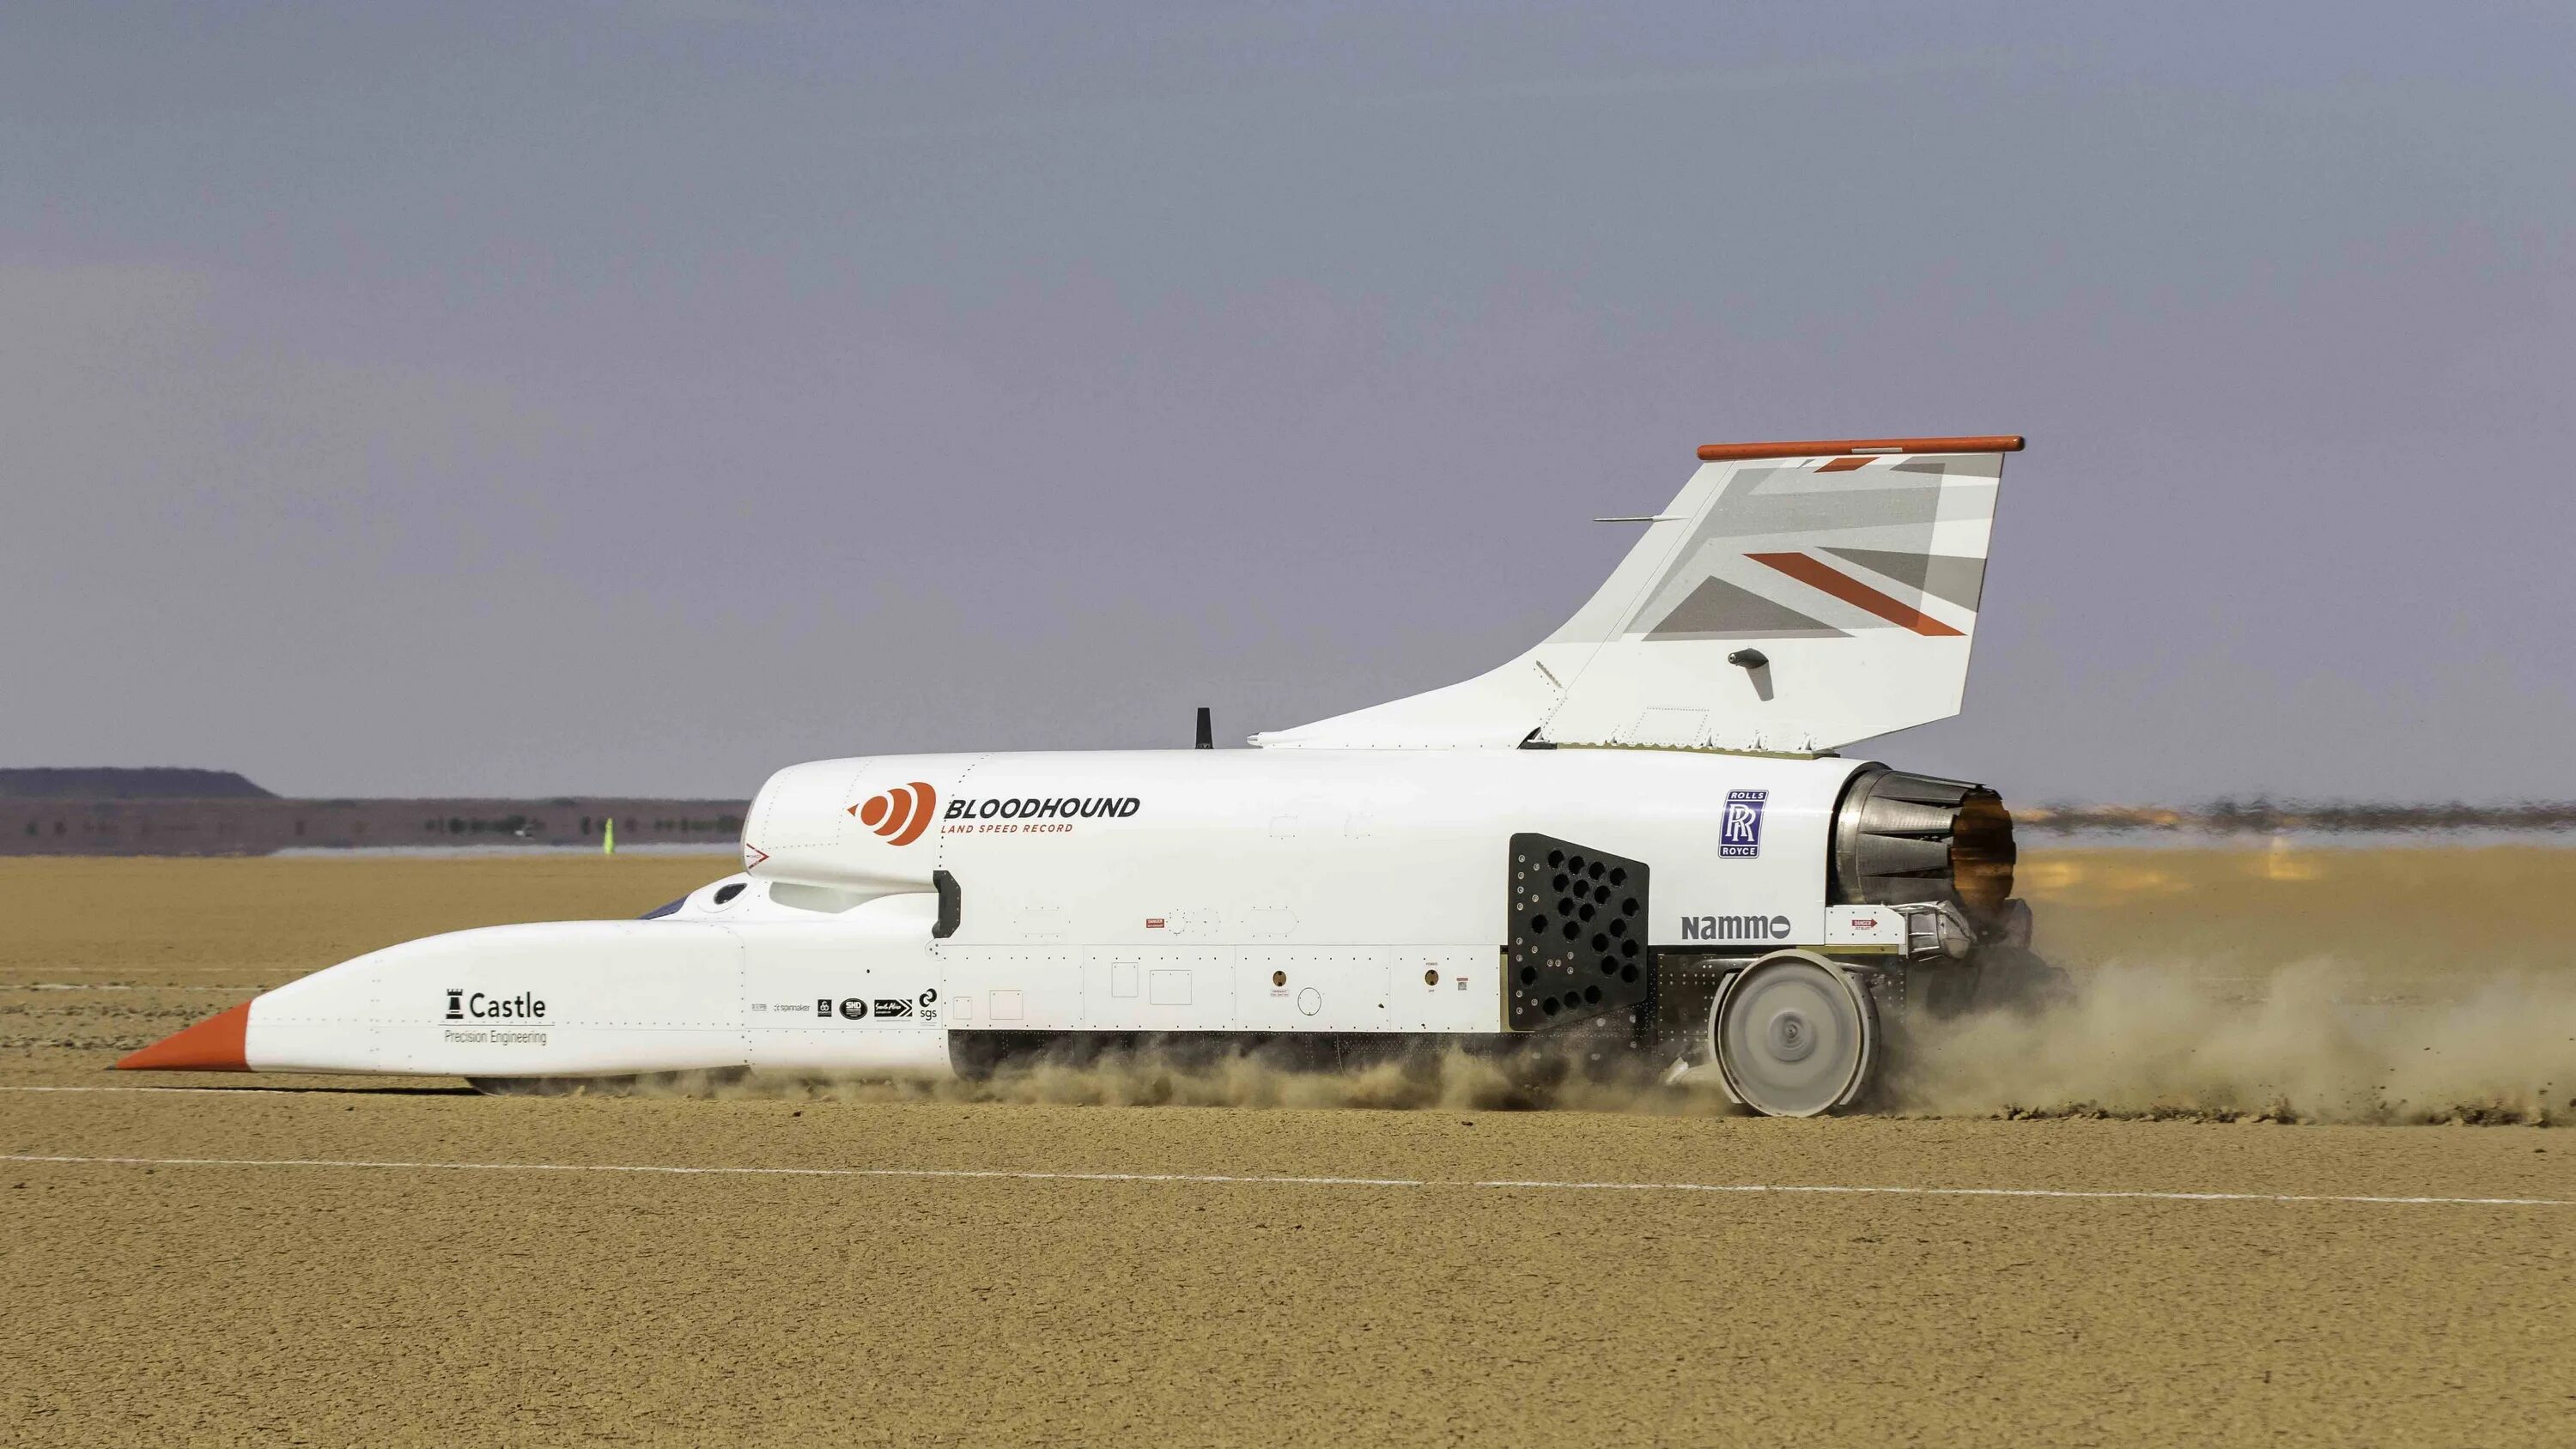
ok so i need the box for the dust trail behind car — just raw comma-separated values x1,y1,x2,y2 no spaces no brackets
1888,842,2576,1122
1891,960,2576,1123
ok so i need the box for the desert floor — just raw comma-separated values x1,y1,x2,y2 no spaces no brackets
5,850,2572,1446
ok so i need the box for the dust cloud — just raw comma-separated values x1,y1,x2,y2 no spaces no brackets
609,962,2576,1124
1889,961,2576,1124
679,1044,1741,1116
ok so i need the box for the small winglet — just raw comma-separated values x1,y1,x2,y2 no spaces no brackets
1696,435,2024,463
114,1001,252,1071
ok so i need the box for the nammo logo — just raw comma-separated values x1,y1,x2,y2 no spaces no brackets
848,781,939,846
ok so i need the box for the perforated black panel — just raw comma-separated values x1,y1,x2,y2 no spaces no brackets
1507,834,1650,1031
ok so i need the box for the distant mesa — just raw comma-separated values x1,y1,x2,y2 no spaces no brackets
0,767,274,800
3,775,745,856
2018,799,2576,835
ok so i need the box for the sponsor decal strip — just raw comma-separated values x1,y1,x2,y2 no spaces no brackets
447,989,546,1022
2,1151,2567,1210
1680,913,1795,942
944,796,1142,822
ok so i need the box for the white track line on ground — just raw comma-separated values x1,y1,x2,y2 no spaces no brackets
2,1153,2567,1209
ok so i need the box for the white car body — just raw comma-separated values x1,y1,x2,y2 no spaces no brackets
125,435,2040,1114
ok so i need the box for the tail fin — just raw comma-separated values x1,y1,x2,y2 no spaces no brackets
1252,435,2022,754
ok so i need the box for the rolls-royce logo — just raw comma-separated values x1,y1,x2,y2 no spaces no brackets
1719,789,1767,858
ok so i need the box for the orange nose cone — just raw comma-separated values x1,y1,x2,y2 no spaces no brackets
115,1001,252,1071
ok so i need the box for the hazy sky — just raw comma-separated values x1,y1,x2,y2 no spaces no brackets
5,2,2570,803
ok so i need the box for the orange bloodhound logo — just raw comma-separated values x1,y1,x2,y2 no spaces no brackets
848,781,939,846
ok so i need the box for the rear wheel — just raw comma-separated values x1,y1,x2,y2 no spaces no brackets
1709,953,1878,1117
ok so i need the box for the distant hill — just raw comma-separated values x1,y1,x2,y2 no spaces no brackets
2018,799,2576,834
3,791,743,855
0,767,276,800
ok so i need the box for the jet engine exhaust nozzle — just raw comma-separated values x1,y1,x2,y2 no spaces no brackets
1829,766,2017,919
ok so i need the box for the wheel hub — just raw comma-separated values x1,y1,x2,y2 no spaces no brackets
1765,1009,1815,1062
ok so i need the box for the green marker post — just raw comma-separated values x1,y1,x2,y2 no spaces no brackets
603,817,616,856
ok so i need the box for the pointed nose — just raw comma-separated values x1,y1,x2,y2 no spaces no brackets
115,1001,252,1071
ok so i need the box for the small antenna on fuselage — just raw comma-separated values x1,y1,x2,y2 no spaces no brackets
1194,706,1213,749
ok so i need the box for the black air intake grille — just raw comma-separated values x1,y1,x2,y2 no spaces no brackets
1507,834,1650,1031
